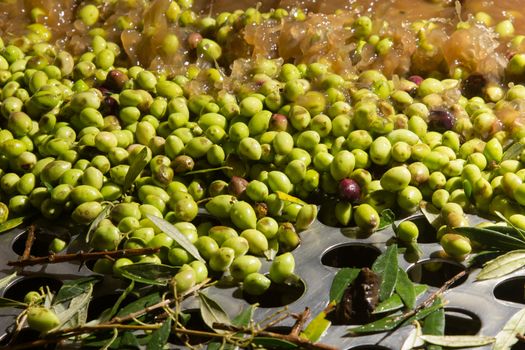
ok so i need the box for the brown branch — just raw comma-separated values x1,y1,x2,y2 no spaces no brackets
290,307,311,337
21,224,36,260
7,247,161,267
517,333,525,342
213,323,338,350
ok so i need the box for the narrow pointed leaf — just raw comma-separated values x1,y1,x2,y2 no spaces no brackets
275,191,307,205
252,337,297,349
463,180,473,199
372,244,399,301
0,297,27,308
232,304,256,326
395,267,416,309
502,142,525,161
146,318,171,350
198,292,231,333
54,282,93,329
300,307,332,342
183,166,233,176
329,267,360,303
378,209,396,230
420,201,442,229
116,292,161,317
0,272,16,289
373,285,427,314
53,276,100,305
401,325,424,350
147,214,204,262
481,225,525,240
420,335,495,347
476,250,525,280
120,332,140,348
494,211,525,241
0,216,27,233
86,204,111,243
119,263,178,286
494,307,525,350
123,147,149,193
454,226,525,251
422,307,445,350
96,281,135,324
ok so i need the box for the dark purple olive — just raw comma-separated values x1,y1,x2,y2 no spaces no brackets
428,109,455,132
104,69,129,92
269,113,288,132
408,75,423,85
461,74,486,99
101,96,119,116
228,176,248,198
339,178,361,203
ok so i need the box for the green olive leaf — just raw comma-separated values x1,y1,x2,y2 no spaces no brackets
0,297,27,308
147,214,205,262
502,142,525,161
494,307,525,350
0,216,28,233
198,292,231,333
53,281,93,329
378,209,396,230
419,201,442,229
252,337,298,349
420,335,495,348
86,204,111,243
207,304,257,350
462,180,473,199
329,267,360,303
395,267,416,309
0,272,16,289
422,307,445,350
93,281,136,325
116,292,162,318
146,318,171,350
373,285,427,314
119,263,179,286
372,244,399,301
119,332,140,349
300,308,332,342
122,147,149,194
454,226,525,251
401,323,424,350
183,166,233,176
476,250,525,280
53,276,101,305
494,211,525,241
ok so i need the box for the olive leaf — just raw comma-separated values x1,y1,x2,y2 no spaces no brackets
147,214,205,262
395,267,416,309
207,305,257,350
119,332,140,348
116,292,162,318
372,244,398,301
329,267,360,303
0,297,27,308
146,318,171,350
401,323,424,350
119,263,179,286
86,204,111,243
454,226,525,251
462,180,473,199
419,201,442,229
53,276,101,305
502,142,525,161
422,306,444,350
420,335,495,347
494,307,525,350
92,281,136,325
183,166,233,176
476,250,525,280
198,292,231,333
373,285,427,314
0,216,28,233
494,211,525,241
300,306,333,342
0,272,16,289
122,147,149,194
378,209,396,231
251,337,297,349
53,281,93,329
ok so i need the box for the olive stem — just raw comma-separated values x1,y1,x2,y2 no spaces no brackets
21,224,36,260
7,247,161,267
290,307,311,337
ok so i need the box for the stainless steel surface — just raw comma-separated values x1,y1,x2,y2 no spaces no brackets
0,213,523,349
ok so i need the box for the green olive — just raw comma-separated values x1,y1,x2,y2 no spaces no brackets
27,307,60,333
243,272,271,296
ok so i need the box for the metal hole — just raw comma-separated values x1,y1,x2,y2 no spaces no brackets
444,308,482,335
12,227,70,257
2,276,62,302
321,243,381,268
407,259,467,288
494,276,525,304
400,215,437,243
242,278,306,308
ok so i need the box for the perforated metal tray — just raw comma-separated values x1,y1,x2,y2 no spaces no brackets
0,213,523,350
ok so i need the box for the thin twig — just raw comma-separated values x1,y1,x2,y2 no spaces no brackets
21,224,36,260
290,307,311,337
7,247,160,267
517,333,525,342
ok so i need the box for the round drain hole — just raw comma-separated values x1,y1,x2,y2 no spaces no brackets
3,276,62,302
444,308,482,335
242,278,305,308
494,277,525,304
12,227,70,257
169,309,211,346
407,259,467,288
321,244,381,268
399,215,437,243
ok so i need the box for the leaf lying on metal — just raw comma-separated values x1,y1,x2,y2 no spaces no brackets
300,305,333,342
401,324,424,350
373,285,427,314
454,226,525,251
0,216,27,234
476,250,525,280
493,306,525,349
378,209,396,231
420,201,442,229
252,337,297,349
420,335,495,348
119,263,179,286
329,268,360,303
198,292,231,333
422,306,444,350
146,318,171,350
0,272,16,289
395,267,416,309
0,297,27,308
148,214,204,262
